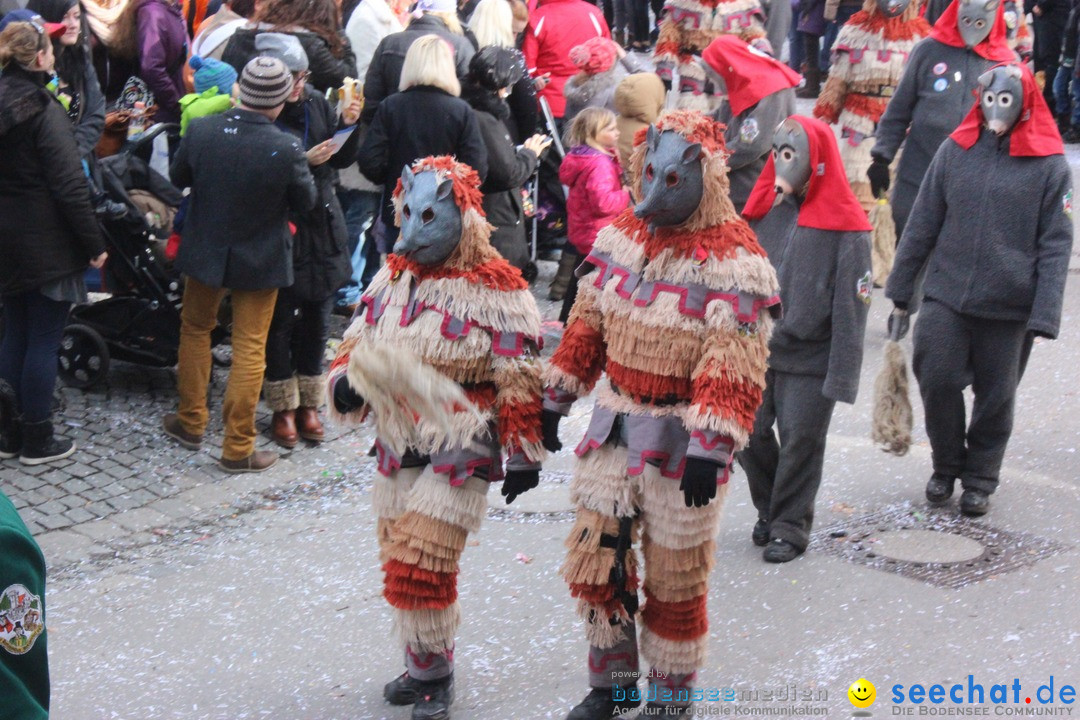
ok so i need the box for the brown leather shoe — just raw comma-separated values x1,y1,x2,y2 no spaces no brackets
270,410,299,448
296,406,324,443
219,450,279,474
162,413,203,450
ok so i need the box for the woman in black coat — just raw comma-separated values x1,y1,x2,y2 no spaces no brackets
26,0,105,158
357,33,488,253
257,35,361,448
0,21,107,465
222,0,356,93
461,46,549,269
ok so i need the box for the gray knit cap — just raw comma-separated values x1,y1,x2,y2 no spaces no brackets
239,56,294,109
254,32,309,73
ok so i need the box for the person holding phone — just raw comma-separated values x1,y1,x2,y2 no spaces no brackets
462,45,550,270
255,33,363,449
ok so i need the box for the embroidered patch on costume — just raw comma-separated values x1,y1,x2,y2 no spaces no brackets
737,320,759,337
933,62,947,75
857,272,873,305
933,78,949,92
0,584,44,655
692,245,708,265
739,118,760,144
1064,189,1073,219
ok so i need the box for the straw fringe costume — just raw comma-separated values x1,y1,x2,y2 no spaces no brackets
813,0,930,210
326,157,545,682
545,112,780,703
654,0,768,113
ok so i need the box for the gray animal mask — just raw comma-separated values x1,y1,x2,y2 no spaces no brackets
957,0,999,49
393,167,463,266
977,64,1023,136
633,125,705,230
770,118,811,206
880,0,911,18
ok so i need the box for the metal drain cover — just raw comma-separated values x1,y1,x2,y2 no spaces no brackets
811,505,1069,589
873,530,985,564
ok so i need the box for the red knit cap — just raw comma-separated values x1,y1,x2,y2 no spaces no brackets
569,37,618,75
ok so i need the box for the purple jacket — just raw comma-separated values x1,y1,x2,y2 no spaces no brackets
559,145,628,256
137,0,188,123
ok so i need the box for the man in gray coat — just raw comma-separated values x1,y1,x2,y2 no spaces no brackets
162,56,317,474
740,116,873,563
886,64,1072,517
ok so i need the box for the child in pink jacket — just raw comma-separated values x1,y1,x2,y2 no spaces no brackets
558,107,629,322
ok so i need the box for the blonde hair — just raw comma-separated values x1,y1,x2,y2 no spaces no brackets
0,22,49,70
427,9,464,35
399,34,462,96
564,107,616,149
469,0,515,48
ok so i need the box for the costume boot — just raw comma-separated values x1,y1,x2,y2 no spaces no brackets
19,419,75,465
264,377,299,448
549,250,579,301
296,374,326,443
409,675,454,720
566,686,641,719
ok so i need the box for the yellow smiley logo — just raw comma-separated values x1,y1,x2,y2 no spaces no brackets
848,678,876,708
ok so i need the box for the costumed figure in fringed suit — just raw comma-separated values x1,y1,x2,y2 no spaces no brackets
867,0,1014,331
543,110,780,720
739,115,873,563
700,35,800,210
653,0,769,113
812,0,931,210
885,64,1072,517
326,156,545,720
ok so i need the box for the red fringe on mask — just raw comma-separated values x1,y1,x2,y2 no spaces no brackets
385,254,529,291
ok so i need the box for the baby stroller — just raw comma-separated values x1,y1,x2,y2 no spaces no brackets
57,123,217,388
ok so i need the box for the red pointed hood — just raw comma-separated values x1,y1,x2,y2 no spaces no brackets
949,63,1064,156
701,35,802,116
743,115,872,232
929,0,1014,62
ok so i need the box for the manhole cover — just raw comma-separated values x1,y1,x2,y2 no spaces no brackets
874,529,985,564
811,505,1069,589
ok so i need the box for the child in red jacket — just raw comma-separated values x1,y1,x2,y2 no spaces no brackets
558,107,629,322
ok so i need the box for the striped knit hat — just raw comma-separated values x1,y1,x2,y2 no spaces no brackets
238,57,293,109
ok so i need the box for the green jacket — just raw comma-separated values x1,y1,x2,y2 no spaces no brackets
179,88,234,137
0,491,49,720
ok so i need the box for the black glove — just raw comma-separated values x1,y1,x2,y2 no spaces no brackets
331,375,365,414
888,304,910,341
541,408,563,452
867,156,891,198
501,468,540,504
680,457,720,508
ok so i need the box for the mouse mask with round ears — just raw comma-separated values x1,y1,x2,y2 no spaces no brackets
770,118,812,206
393,165,464,267
633,124,706,231
958,0,999,49
977,64,1023,136
880,0,912,18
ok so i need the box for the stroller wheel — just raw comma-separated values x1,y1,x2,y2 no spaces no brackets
58,324,110,389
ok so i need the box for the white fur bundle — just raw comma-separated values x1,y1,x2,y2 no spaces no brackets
871,340,913,456
347,343,484,456
869,198,897,288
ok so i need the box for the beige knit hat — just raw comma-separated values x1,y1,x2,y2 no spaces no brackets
238,56,293,109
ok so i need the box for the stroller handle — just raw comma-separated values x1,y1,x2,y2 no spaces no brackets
126,122,180,157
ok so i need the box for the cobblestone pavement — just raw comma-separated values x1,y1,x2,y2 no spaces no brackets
0,260,568,570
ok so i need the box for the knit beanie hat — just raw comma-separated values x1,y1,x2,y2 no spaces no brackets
254,32,309,73
190,55,239,95
239,56,293,109
569,37,618,76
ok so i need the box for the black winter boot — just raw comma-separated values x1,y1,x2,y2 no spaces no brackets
19,419,75,465
410,675,454,720
384,672,455,706
924,473,956,505
566,686,641,719
959,488,990,517
0,381,20,459
796,66,821,99
549,250,579,301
